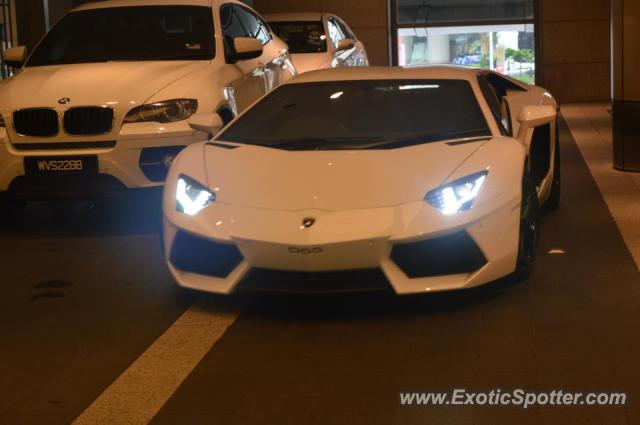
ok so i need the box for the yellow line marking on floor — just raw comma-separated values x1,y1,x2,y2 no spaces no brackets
72,297,239,425
562,103,640,269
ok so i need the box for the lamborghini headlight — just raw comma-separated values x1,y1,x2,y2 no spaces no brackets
176,175,216,216
125,99,198,124
426,171,488,215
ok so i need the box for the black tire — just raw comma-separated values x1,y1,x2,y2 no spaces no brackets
513,166,539,281
546,123,561,211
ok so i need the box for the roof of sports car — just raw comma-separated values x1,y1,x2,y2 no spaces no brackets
287,66,489,84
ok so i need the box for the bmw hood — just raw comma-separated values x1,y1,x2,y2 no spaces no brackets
0,61,209,110
204,140,488,211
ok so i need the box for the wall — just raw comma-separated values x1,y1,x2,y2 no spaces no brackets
18,0,611,102
538,0,611,102
49,0,73,26
255,0,390,66
15,0,46,51
256,0,611,102
0,0,18,44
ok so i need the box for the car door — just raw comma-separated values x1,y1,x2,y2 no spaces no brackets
483,72,531,137
260,17,297,86
233,5,284,93
325,16,352,68
254,10,295,88
477,72,511,137
334,17,368,66
219,3,267,114
481,72,555,192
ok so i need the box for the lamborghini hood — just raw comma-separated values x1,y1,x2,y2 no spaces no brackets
204,140,488,211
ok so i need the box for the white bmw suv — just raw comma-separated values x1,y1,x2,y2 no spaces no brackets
0,0,295,205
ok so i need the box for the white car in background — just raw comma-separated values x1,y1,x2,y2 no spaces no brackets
163,66,561,295
0,0,295,206
265,13,368,73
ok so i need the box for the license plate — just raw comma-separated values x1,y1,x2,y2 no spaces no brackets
24,156,99,175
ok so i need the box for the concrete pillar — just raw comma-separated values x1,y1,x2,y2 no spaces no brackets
15,0,45,51
612,0,640,171
426,34,450,64
48,0,73,26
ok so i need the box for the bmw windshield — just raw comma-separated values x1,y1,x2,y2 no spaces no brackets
219,80,492,150
27,6,215,67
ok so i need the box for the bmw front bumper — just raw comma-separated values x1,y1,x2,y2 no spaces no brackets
0,124,207,198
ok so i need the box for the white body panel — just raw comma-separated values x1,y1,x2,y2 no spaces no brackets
163,66,559,295
0,0,296,195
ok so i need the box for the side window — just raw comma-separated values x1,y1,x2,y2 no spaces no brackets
220,4,249,62
256,17,273,45
326,18,344,48
478,74,510,136
498,96,513,136
487,72,526,136
220,4,248,40
235,7,271,45
335,18,355,41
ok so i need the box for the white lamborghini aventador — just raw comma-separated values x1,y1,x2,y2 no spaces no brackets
162,66,560,295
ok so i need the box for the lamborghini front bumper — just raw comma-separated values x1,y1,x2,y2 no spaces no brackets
162,195,522,295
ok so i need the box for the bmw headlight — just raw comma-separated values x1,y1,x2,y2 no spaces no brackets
125,99,198,124
426,171,488,215
176,174,216,216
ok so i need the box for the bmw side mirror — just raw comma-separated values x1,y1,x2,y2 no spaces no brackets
229,37,263,63
336,38,355,52
2,46,27,68
516,105,556,140
189,113,224,136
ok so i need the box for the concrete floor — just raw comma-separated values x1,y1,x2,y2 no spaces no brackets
1,111,640,424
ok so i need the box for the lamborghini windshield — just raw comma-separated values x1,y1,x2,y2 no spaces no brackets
219,79,492,150
27,6,215,66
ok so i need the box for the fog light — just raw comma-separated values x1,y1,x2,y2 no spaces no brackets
139,146,186,182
